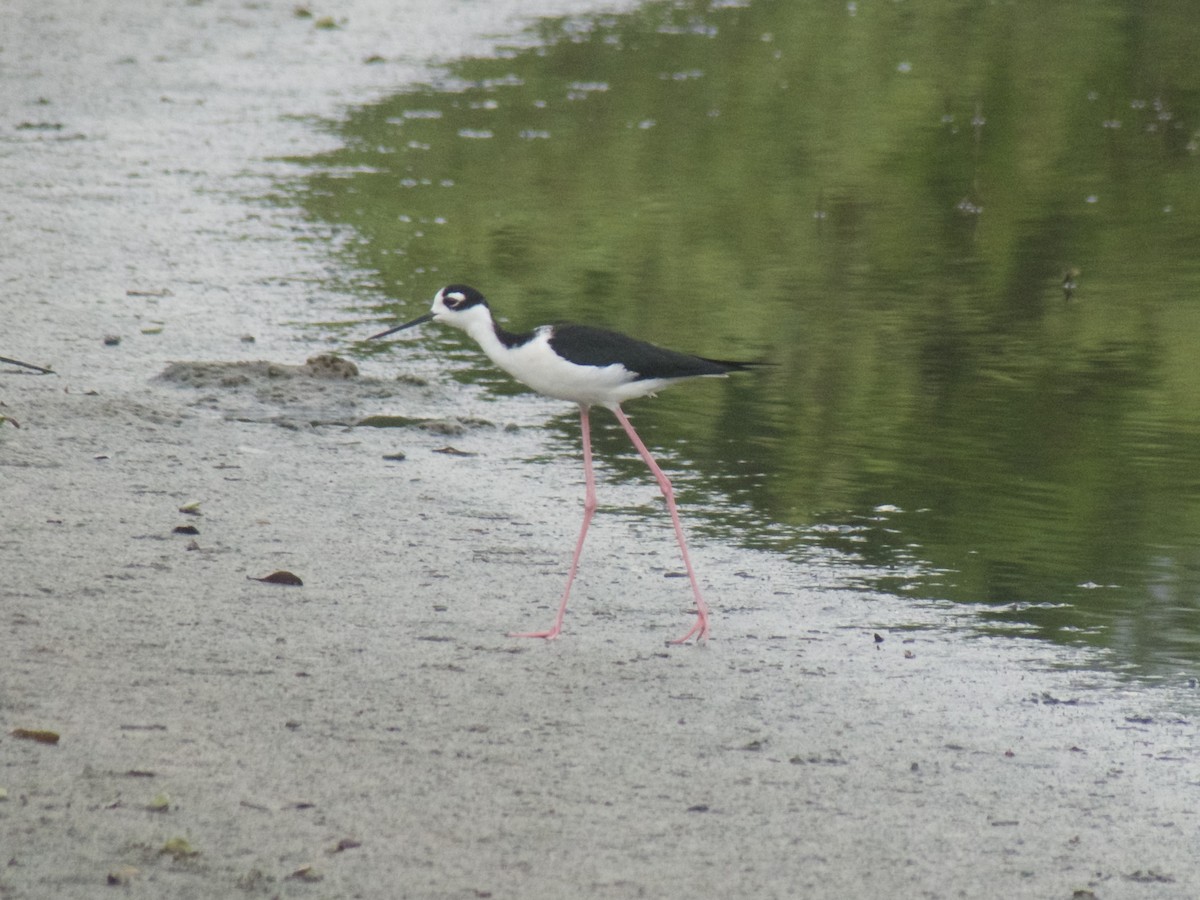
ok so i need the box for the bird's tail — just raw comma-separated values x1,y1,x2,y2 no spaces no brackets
698,356,774,374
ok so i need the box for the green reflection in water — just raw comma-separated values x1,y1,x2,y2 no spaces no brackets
284,0,1200,675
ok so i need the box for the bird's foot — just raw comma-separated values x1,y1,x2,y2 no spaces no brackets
508,626,563,640
667,613,710,646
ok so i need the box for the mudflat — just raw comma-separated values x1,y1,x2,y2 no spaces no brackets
2,2,1197,898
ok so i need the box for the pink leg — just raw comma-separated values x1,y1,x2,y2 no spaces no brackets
610,406,711,644
509,405,597,640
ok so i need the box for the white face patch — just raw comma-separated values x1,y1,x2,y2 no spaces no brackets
440,290,468,310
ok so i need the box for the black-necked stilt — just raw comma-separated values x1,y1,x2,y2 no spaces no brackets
369,284,758,643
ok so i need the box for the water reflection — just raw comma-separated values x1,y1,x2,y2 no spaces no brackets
283,1,1200,675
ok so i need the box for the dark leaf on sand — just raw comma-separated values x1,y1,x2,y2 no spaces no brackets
107,866,140,886
11,728,60,745
251,571,304,586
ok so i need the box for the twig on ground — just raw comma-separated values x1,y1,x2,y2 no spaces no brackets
0,355,55,375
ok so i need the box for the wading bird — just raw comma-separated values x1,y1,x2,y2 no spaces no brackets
370,284,758,643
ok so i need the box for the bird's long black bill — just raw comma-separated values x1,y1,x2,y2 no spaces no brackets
368,312,434,340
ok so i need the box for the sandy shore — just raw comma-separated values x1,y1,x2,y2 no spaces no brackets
3,2,1198,898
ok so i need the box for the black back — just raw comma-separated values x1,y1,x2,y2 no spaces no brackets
548,324,752,380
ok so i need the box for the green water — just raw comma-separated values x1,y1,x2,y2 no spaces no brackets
286,1,1200,676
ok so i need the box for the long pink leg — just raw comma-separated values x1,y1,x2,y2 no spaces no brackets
509,405,597,640
610,405,711,644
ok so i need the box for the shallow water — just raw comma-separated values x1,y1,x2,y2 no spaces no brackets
283,1,1200,677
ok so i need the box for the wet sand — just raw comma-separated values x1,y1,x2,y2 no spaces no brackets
3,2,1198,898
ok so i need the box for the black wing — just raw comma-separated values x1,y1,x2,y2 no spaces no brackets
548,324,753,381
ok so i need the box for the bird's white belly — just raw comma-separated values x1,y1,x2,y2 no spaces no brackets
486,333,661,406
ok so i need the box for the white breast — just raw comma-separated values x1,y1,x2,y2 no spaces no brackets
495,328,649,405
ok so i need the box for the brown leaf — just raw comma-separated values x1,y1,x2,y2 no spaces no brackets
250,571,303,586
11,728,60,745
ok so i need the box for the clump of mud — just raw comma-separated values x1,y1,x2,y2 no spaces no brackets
156,354,418,427
154,354,491,435
158,353,360,389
